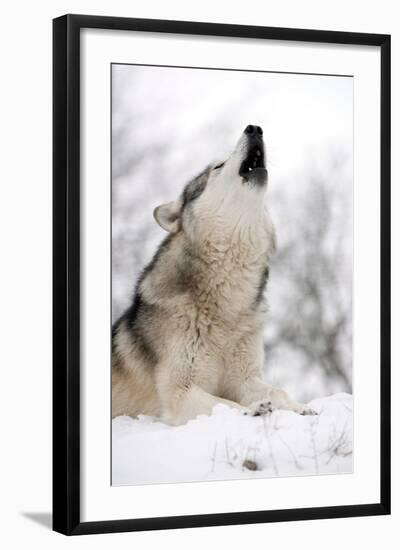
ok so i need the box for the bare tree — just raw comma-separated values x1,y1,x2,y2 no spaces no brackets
265,155,352,397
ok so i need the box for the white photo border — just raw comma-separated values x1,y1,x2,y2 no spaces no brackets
79,27,382,523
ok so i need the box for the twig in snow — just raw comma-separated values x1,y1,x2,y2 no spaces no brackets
263,415,279,476
307,415,320,474
324,419,352,464
224,438,233,467
211,441,218,473
276,432,303,470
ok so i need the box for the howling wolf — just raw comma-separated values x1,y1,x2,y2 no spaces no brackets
112,125,316,425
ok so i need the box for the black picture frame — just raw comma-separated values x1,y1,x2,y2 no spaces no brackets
53,14,391,536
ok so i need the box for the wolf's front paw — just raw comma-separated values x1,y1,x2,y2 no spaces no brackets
299,405,318,416
244,399,275,417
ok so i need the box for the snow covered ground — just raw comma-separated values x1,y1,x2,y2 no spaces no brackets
112,393,353,486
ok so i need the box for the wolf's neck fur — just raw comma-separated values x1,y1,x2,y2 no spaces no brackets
140,213,275,318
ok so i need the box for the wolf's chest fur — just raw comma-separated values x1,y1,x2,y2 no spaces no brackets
143,225,271,310
138,225,273,362
146,230,271,395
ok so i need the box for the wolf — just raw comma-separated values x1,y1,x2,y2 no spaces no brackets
112,124,316,425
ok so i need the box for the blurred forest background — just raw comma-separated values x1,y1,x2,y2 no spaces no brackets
112,64,353,402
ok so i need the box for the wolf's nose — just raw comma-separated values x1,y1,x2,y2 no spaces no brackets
245,125,263,136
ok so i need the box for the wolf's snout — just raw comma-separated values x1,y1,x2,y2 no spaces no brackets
244,124,263,136
239,124,267,185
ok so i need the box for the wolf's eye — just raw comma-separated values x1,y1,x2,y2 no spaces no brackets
213,162,225,170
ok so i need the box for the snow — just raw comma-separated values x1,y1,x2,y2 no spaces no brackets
112,393,353,486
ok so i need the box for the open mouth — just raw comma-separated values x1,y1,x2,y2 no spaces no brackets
239,144,267,182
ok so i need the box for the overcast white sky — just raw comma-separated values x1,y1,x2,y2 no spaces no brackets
112,64,353,194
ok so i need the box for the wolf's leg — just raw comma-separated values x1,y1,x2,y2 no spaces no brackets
157,381,273,426
240,377,317,415
226,332,316,416
155,332,280,424
159,384,244,425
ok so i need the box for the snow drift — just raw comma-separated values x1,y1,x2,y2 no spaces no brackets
112,393,353,486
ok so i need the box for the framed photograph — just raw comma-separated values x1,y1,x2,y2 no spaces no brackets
53,14,391,535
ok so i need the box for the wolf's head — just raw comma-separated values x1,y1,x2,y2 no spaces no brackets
154,125,270,241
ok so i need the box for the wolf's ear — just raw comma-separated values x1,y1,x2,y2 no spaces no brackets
153,201,181,233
